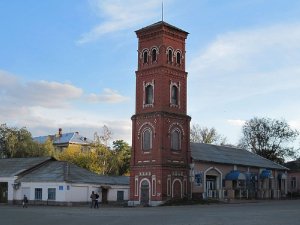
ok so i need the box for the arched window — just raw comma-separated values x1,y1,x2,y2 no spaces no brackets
145,85,153,105
176,51,181,64
142,128,152,151
152,48,157,62
171,129,181,150
168,49,173,63
171,85,178,105
143,51,148,64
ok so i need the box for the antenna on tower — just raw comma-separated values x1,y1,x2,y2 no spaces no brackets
162,1,164,21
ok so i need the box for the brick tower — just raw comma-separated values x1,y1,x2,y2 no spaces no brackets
129,21,191,206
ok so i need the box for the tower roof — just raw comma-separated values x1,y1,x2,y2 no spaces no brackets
135,21,189,35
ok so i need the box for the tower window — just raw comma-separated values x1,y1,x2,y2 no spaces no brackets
143,51,148,64
171,129,181,150
145,84,154,105
176,51,181,64
171,85,178,105
168,49,173,63
142,128,152,151
152,48,157,62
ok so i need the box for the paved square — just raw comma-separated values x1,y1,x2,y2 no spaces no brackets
0,200,300,225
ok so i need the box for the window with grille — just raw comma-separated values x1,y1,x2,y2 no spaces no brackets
48,188,56,200
35,188,42,200
171,85,178,105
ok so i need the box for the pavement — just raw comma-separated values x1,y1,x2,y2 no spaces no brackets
0,199,300,225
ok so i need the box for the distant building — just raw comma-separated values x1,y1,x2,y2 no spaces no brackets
33,128,92,151
0,157,129,205
191,143,288,200
285,159,300,196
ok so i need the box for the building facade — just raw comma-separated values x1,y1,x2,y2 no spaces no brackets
129,21,191,206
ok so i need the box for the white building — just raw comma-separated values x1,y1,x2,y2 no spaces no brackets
0,157,129,205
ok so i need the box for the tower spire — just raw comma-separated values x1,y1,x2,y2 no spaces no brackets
162,1,164,21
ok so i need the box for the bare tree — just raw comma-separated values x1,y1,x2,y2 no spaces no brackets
239,117,299,164
190,124,227,145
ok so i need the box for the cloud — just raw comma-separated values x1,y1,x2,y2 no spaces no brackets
188,23,300,109
86,88,129,103
0,70,83,109
77,0,163,44
227,119,246,127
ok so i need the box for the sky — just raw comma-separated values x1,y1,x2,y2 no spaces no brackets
0,0,300,146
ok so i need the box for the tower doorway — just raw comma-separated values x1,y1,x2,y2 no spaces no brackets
172,180,182,199
140,180,150,206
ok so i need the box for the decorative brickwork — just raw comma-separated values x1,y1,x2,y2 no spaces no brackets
129,22,191,206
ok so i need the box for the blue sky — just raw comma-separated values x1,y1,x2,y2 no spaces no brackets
1,0,300,146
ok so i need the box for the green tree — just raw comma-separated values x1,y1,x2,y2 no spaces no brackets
112,140,131,175
239,117,299,164
0,124,48,158
190,124,227,145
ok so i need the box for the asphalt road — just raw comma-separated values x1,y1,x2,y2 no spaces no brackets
0,200,300,225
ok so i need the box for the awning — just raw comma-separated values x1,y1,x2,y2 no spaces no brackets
225,170,246,180
278,173,287,179
260,170,272,179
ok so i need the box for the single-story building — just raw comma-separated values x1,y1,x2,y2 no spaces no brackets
285,159,300,196
0,157,129,205
191,143,288,200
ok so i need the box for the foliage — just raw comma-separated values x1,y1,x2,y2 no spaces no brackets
0,124,49,158
190,124,227,145
239,117,299,164
55,140,131,176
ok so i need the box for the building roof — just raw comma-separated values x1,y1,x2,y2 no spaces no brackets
135,21,189,35
285,159,300,171
16,160,129,186
33,132,92,146
191,143,287,170
0,157,52,177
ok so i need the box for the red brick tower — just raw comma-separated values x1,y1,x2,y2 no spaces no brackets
129,21,191,206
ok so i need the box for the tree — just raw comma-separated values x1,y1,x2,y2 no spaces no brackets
239,117,299,164
190,124,227,145
112,140,131,176
0,124,49,158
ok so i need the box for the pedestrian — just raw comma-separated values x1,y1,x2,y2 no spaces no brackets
90,191,96,208
22,195,28,208
94,192,99,208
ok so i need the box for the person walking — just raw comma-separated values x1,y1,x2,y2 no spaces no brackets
90,191,96,208
22,195,28,208
94,192,99,208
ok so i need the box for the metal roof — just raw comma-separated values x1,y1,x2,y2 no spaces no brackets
135,21,189,35
16,160,129,186
191,143,287,170
33,132,92,145
0,157,52,177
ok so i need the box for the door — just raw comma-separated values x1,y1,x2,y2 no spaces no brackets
206,176,217,198
0,182,8,203
140,180,149,206
101,188,108,204
173,180,182,199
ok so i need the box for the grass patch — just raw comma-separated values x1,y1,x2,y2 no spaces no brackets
160,197,220,206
